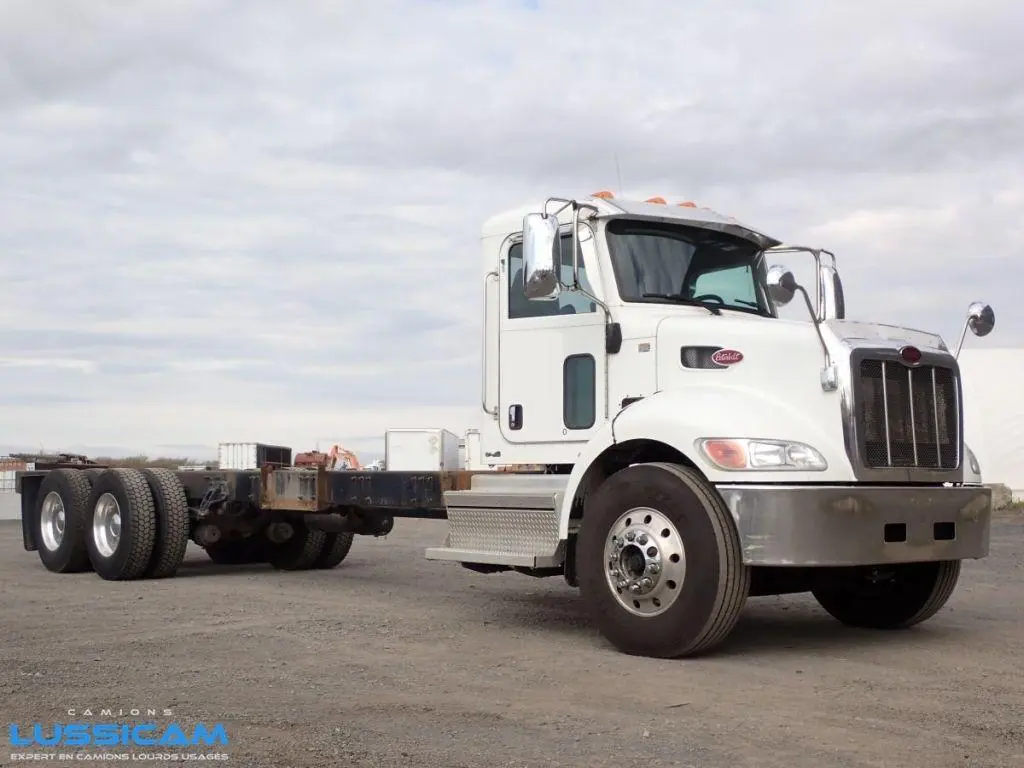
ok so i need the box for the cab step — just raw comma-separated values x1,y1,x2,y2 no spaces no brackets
424,473,568,568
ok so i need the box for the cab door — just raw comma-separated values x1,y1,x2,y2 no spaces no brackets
498,225,607,449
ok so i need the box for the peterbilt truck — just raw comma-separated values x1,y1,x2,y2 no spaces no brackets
15,192,996,658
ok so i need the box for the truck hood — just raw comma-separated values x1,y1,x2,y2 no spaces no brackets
652,312,843,458
822,319,948,355
654,311,833,407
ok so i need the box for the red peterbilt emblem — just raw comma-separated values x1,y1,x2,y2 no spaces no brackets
898,345,923,366
711,349,743,366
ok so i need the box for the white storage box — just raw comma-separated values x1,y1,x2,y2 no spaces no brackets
217,442,292,470
385,429,461,471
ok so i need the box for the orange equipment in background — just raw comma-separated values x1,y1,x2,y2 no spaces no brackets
327,444,361,470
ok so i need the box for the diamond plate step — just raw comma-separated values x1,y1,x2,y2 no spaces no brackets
424,474,568,568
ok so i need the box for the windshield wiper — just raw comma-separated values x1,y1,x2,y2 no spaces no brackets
641,293,722,315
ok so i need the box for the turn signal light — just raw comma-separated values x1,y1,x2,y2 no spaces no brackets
678,201,697,208
592,190,614,199
645,196,667,204
701,439,747,470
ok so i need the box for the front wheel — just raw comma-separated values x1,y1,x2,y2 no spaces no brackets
576,462,750,658
811,560,962,629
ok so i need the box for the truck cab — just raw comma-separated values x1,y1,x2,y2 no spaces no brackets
427,191,996,657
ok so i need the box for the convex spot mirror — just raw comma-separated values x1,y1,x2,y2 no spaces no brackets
967,301,995,337
766,264,797,305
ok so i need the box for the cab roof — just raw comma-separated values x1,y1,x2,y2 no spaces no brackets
481,193,782,250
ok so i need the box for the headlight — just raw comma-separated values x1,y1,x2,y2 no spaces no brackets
696,438,828,471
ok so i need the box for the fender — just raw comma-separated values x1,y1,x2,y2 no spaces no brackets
963,443,983,484
556,386,854,540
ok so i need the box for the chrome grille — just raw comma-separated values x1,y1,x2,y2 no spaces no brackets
857,358,959,469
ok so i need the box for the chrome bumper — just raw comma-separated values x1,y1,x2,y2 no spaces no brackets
715,484,992,567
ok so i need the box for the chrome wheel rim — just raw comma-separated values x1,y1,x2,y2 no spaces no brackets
39,491,67,551
603,506,687,617
92,493,122,559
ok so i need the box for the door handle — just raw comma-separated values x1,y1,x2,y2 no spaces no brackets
508,404,523,430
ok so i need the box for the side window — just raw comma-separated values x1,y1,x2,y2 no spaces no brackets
507,235,597,319
690,265,757,305
563,354,596,430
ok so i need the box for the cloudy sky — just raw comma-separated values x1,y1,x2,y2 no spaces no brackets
1,0,1021,461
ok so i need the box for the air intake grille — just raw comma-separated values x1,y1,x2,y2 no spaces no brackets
857,359,959,469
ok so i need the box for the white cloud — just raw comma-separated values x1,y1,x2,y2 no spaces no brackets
0,0,1020,459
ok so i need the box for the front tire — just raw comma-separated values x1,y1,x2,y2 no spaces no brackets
811,560,962,629
577,462,750,658
85,469,158,581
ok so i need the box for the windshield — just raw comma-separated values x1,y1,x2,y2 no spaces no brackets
604,218,776,316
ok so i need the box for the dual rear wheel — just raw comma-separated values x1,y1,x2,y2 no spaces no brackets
32,468,355,580
34,467,190,580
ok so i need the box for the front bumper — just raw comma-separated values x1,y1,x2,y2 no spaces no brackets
715,484,992,567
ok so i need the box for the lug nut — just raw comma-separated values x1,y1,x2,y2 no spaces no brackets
626,531,636,541
629,583,642,594
641,577,653,589
648,563,660,574
637,533,649,545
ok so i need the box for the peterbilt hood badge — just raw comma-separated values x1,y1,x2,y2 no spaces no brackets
711,349,743,366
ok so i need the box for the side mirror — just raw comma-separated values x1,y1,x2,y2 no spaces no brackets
819,263,845,320
521,213,561,301
954,301,995,359
967,301,995,337
766,264,796,305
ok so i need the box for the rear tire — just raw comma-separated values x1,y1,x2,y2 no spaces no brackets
204,537,269,565
577,462,750,658
269,521,326,571
811,560,962,629
313,532,355,569
33,469,93,573
141,468,191,579
85,469,158,581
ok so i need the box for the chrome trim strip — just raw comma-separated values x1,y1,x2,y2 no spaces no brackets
881,360,893,466
908,365,918,466
932,368,942,468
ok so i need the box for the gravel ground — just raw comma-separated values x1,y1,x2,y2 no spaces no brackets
2,514,1023,768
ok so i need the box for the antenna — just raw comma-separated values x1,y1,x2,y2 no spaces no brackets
614,153,624,195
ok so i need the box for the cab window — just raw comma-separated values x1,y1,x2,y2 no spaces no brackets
507,235,597,319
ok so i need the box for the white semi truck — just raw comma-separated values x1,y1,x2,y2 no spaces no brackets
15,192,996,658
